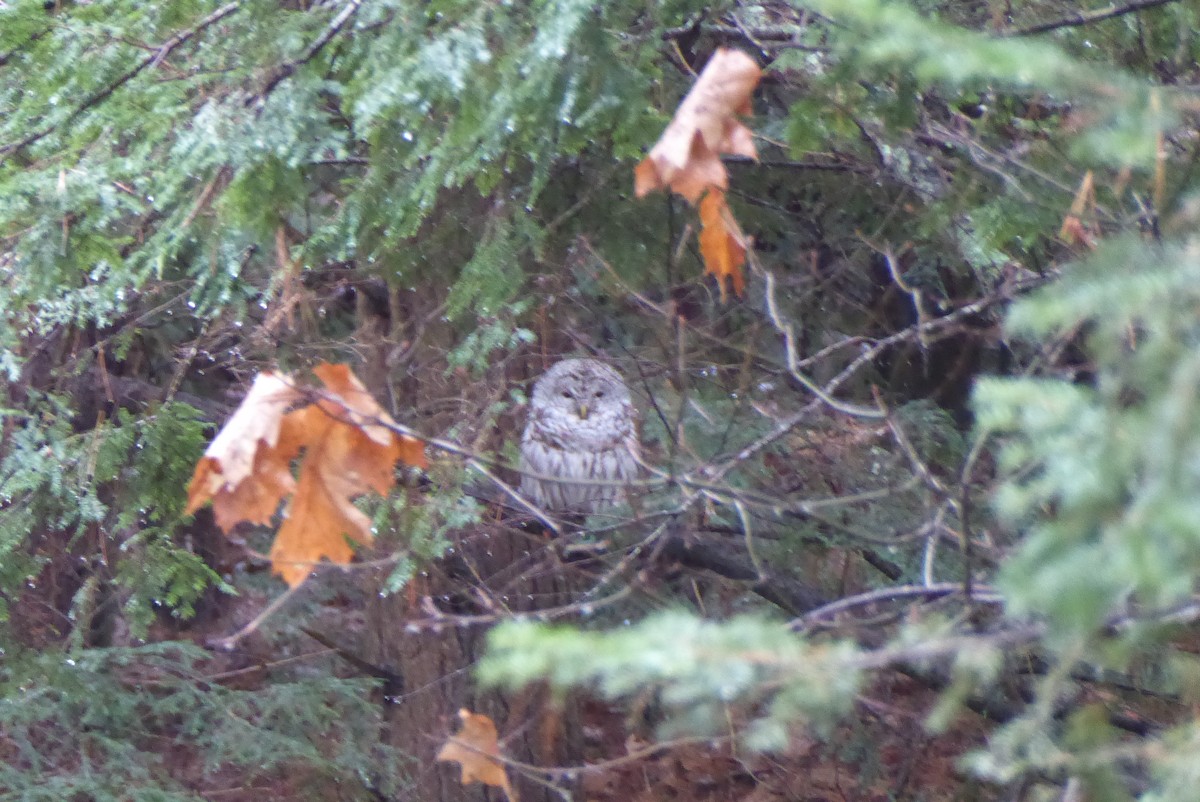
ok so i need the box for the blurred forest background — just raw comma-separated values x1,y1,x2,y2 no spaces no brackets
2,0,1200,799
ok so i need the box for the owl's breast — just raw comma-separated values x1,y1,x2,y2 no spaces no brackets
526,405,634,453
519,411,639,514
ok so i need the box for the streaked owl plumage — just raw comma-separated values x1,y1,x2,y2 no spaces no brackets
520,358,639,514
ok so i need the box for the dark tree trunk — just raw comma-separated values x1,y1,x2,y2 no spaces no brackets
365,524,583,802
356,306,582,802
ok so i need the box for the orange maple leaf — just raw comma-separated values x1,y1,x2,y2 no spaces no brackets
185,363,428,587
698,190,748,301
635,48,762,203
436,709,515,802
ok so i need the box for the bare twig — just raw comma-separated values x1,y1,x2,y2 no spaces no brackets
249,0,363,105
1003,0,1180,37
756,261,886,419
207,581,305,651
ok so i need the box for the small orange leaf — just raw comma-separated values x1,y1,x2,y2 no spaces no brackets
698,190,748,300
437,709,514,802
636,48,762,203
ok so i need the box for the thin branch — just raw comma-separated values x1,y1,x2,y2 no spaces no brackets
1003,0,1179,37
206,580,305,651
736,156,868,172
876,388,951,499
821,272,1049,400
793,583,1002,631
416,586,634,629
301,626,405,687
756,261,886,419
249,0,363,105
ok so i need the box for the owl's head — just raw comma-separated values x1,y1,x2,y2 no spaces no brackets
530,358,632,441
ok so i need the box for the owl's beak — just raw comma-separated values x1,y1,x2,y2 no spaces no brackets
576,403,589,420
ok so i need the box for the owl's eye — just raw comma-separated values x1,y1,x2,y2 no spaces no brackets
561,391,572,399
594,390,605,398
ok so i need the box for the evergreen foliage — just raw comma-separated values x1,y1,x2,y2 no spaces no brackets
0,643,402,800
2,0,1200,798
483,612,864,750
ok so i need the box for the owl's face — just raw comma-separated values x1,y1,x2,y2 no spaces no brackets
529,358,633,448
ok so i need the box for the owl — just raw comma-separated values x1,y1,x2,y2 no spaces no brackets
520,358,640,515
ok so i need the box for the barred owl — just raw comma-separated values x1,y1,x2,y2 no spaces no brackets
520,358,639,514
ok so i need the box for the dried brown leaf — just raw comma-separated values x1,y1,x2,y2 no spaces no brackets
635,48,762,203
698,189,748,299
436,709,515,801
184,372,303,527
